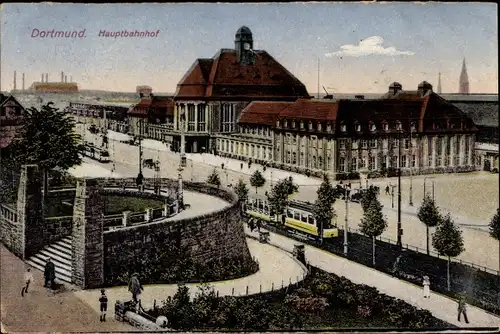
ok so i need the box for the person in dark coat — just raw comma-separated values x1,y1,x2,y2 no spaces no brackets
457,294,469,323
128,273,144,307
99,289,108,322
44,258,55,289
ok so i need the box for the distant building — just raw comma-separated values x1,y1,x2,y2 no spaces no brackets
29,82,78,93
128,95,175,143
459,58,469,94
136,85,153,96
0,93,26,150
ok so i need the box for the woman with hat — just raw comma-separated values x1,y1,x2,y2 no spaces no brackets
422,275,431,299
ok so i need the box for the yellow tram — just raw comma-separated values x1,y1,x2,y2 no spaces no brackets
246,194,339,240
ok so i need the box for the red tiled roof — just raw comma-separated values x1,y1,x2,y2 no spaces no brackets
238,101,294,126
175,49,309,100
277,99,339,121
129,96,174,117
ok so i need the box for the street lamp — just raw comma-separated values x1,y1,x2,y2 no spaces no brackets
177,107,187,210
409,125,414,206
344,183,351,256
397,130,403,249
423,177,435,201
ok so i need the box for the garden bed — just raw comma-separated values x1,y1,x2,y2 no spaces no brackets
147,266,453,330
264,224,500,316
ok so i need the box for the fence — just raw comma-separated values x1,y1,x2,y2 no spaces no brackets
259,222,500,316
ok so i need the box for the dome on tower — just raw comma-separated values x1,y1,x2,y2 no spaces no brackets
236,26,252,36
389,82,402,90
418,81,432,89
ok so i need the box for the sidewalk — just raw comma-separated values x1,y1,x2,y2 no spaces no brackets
74,237,306,314
250,227,500,328
0,245,130,332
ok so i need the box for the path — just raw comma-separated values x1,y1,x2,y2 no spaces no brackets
74,237,306,314
246,227,500,328
0,245,130,332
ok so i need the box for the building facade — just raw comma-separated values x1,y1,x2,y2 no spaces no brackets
66,102,131,134
0,94,26,150
168,26,310,154
235,82,479,178
128,95,175,143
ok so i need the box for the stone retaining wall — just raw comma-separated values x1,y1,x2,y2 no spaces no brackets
103,184,252,284
43,216,73,245
0,203,22,257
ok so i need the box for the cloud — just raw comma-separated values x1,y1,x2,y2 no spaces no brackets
325,36,415,57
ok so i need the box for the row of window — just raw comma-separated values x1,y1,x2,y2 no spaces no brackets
277,119,418,133
240,125,272,137
338,155,417,172
283,151,331,170
217,139,273,160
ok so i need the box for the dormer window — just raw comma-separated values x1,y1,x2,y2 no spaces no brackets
309,121,313,130
276,120,280,127
370,122,376,132
382,122,389,131
292,120,296,128
318,122,322,131
395,121,402,131
355,123,361,132
411,121,417,132
327,123,332,132
284,119,288,128
300,121,304,129
340,123,347,132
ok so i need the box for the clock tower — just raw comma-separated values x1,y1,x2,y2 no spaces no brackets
235,26,255,65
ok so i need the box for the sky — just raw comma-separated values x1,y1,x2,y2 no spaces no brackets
1,3,498,94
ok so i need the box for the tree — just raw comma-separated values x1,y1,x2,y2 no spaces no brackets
359,198,388,266
360,185,379,212
267,177,299,221
234,178,249,212
249,170,266,194
207,169,221,187
488,208,500,287
432,214,465,291
417,195,442,255
10,102,84,198
313,174,339,240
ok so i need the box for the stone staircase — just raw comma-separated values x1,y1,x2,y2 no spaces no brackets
26,236,73,284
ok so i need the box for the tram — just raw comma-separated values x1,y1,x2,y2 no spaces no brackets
246,194,339,241
82,142,110,163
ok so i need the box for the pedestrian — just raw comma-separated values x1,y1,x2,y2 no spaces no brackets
392,254,403,277
128,273,144,311
44,258,55,289
385,185,390,195
422,276,431,299
21,267,34,297
457,293,469,323
240,162,243,170
221,163,224,169
99,289,108,322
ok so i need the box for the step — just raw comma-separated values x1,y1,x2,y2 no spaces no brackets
29,255,73,278
50,243,72,257
26,260,72,284
38,249,72,267
61,236,73,244
54,239,72,252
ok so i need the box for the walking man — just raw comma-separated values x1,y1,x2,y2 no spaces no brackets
21,268,34,297
128,273,144,311
385,185,390,195
457,293,469,323
99,289,108,322
44,258,55,289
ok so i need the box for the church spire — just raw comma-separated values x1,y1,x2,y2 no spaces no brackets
459,57,469,94
437,72,442,94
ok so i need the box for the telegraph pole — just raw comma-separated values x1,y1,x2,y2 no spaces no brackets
397,131,403,249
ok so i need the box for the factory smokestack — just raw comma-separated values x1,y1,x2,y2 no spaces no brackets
41,74,44,83
14,71,17,91
61,71,64,83
22,73,25,91
46,73,49,82
70,76,72,82
65,75,67,83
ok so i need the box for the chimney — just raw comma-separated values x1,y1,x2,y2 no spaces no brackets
22,73,25,90
65,75,67,83
14,71,17,90
41,74,44,83
388,82,402,96
46,73,49,82
417,81,433,97
61,71,64,83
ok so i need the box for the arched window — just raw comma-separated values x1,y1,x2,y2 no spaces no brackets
411,121,417,132
355,123,362,132
370,122,376,132
395,120,402,130
318,156,323,169
340,122,347,132
312,156,317,168
292,152,297,164
382,121,389,131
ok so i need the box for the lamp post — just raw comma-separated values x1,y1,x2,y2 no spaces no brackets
344,184,350,256
397,130,402,249
409,125,414,206
178,107,187,210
